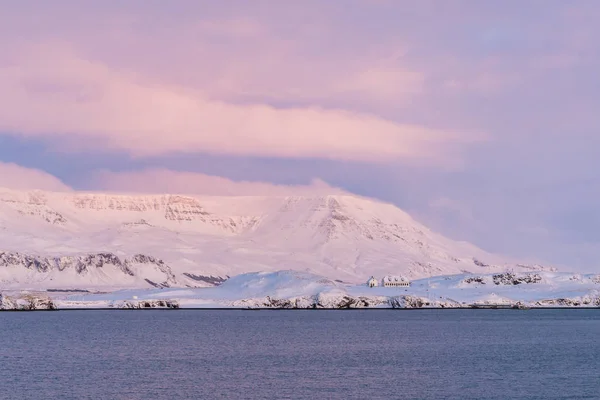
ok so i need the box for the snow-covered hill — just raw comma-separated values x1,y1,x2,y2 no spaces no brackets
7,270,597,310
0,187,553,289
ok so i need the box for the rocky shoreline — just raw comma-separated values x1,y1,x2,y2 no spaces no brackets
2,292,599,311
233,294,600,309
0,293,57,311
0,293,181,311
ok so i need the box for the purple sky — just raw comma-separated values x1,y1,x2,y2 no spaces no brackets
0,1,599,270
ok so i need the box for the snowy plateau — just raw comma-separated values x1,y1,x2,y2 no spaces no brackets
0,187,597,310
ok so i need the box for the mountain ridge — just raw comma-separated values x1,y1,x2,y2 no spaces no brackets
0,186,554,289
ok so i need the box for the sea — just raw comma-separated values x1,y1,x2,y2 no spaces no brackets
1,309,599,400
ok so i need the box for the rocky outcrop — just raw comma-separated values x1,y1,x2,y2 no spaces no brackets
183,273,227,286
533,293,600,307
462,276,486,285
0,293,57,310
230,290,482,309
493,272,542,285
315,293,388,308
111,299,180,309
473,258,490,267
17,206,66,225
388,295,429,308
233,294,419,309
163,196,210,221
0,251,178,287
0,191,67,225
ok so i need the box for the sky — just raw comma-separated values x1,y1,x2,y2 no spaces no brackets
0,1,599,271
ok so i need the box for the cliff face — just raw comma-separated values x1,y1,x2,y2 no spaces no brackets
71,194,211,222
0,251,179,289
0,189,260,233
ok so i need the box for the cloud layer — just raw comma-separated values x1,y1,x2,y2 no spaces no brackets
0,48,467,163
0,162,71,192
0,4,481,166
92,169,346,197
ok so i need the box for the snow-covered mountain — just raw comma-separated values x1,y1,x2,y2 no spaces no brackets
0,187,553,289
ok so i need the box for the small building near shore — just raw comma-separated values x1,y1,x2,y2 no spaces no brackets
382,275,410,287
367,276,379,287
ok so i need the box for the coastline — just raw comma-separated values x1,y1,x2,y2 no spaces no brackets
2,270,599,311
2,306,600,312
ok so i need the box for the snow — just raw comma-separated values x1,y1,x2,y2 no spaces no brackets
31,270,597,309
0,187,556,290
2,188,596,310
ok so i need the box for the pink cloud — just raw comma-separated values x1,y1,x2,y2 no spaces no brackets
1,1,591,169
0,42,479,165
91,169,347,197
0,162,72,192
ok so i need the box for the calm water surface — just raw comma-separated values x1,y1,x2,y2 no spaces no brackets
1,310,599,400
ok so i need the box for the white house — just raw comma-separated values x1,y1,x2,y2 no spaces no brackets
367,276,379,287
382,275,410,287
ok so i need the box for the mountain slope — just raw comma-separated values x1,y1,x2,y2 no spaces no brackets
0,187,552,289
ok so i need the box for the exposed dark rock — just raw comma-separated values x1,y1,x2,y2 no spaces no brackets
0,251,177,287
0,293,57,311
76,253,127,274
144,279,170,288
388,295,426,308
316,295,372,309
463,276,486,285
336,295,365,308
493,272,542,285
512,302,530,309
239,294,388,309
535,298,580,307
183,273,227,286
533,296,600,307
145,279,159,288
130,254,164,265
473,258,489,267
164,196,210,221
114,299,180,309
264,296,295,308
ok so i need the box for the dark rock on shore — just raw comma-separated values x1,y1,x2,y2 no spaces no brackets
0,293,57,310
